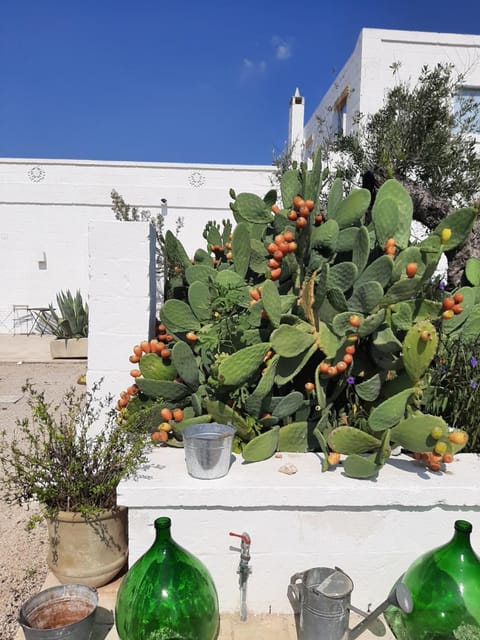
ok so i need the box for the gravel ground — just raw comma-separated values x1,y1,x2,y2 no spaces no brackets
0,361,87,640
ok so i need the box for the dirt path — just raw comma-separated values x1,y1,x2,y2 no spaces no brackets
0,362,87,640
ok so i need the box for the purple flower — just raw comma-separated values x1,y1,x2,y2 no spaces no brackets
347,376,355,385
439,280,446,291
470,380,478,390
470,357,478,367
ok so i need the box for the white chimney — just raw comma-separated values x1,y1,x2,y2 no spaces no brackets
288,88,305,164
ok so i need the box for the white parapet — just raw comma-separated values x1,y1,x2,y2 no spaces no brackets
118,449,480,615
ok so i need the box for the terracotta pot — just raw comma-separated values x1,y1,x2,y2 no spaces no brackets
46,506,128,588
50,337,88,359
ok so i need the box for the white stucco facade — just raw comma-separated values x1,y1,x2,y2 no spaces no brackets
298,28,480,159
0,159,274,333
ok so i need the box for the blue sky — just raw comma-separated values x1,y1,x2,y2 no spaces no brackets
1,0,480,165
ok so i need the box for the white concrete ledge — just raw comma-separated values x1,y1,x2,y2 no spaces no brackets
118,451,480,614
119,449,480,508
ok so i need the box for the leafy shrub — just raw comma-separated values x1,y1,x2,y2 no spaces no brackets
423,333,480,453
0,382,147,523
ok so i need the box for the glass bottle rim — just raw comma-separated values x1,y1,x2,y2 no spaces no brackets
154,517,172,530
454,519,473,533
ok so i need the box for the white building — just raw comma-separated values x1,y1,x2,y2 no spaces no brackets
292,28,480,161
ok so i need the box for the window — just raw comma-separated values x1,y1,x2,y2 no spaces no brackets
333,87,350,135
455,87,480,134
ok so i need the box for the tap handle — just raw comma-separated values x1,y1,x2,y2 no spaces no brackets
229,531,251,546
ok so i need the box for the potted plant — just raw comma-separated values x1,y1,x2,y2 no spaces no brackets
40,289,89,359
0,381,148,588
116,152,474,479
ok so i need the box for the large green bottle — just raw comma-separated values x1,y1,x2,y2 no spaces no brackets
115,517,219,640
386,520,480,640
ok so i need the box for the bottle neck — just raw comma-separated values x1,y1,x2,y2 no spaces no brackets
153,517,173,544
450,520,474,552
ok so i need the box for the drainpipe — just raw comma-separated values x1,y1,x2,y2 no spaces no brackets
229,531,251,622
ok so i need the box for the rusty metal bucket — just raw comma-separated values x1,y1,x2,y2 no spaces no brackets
18,583,98,640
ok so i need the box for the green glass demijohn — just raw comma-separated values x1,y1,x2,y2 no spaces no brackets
385,520,480,640
115,517,219,640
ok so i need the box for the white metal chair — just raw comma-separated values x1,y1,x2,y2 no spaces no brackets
13,305,33,335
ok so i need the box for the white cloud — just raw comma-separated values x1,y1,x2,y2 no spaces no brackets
240,36,292,80
272,36,292,61
241,58,267,77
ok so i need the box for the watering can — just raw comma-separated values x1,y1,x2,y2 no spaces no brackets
287,566,412,640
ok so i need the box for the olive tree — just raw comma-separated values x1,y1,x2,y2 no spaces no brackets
319,63,480,285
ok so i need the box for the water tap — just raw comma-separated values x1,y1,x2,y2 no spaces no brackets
229,531,252,621
229,531,251,579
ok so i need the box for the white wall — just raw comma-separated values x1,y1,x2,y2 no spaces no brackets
0,159,274,333
119,448,480,615
87,220,156,405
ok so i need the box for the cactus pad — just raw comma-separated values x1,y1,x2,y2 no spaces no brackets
242,427,280,462
327,427,381,454
343,454,379,479
390,414,448,452
136,378,190,402
218,343,271,386
139,353,177,381
368,388,416,432
402,320,438,382
270,324,315,358
160,299,201,333
278,422,308,452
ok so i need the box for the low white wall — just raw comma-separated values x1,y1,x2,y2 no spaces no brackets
86,220,156,403
118,449,480,615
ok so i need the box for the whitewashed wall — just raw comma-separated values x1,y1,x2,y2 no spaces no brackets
119,448,480,615
0,159,274,333
86,220,156,405
303,29,480,156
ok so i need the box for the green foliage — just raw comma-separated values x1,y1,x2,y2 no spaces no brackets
120,151,475,478
422,333,480,452
0,382,148,525
324,63,480,206
40,289,89,338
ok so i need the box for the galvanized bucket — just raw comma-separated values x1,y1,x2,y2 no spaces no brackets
183,423,235,479
18,583,98,640
288,567,354,640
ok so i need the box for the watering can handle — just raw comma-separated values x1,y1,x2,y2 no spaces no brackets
287,572,304,613
290,571,305,585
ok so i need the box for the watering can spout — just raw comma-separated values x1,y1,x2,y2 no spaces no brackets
348,581,413,640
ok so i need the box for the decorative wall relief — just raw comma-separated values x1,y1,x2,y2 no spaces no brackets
28,166,46,182
188,171,205,187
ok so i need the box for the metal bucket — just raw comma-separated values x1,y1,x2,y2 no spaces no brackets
288,567,354,640
183,423,235,479
18,583,98,640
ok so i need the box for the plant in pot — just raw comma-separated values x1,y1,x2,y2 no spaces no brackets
116,151,474,479
40,289,89,359
0,381,148,588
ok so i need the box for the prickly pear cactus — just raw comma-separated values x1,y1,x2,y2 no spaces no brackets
117,150,475,478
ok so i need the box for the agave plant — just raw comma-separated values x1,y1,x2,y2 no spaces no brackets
40,289,89,339
118,151,477,478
